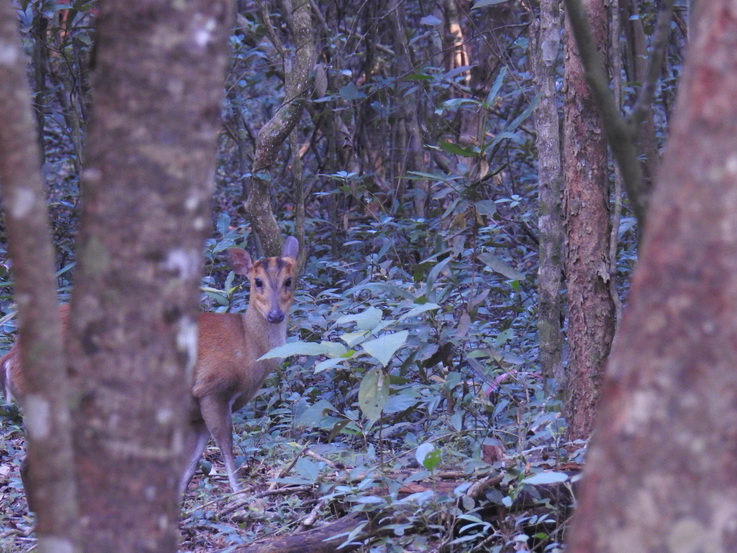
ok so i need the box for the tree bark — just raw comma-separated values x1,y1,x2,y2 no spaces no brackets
245,0,315,256
67,2,232,551
563,0,675,230
0,4,80,552
563,0,616,439
533,0,565,389
621,0,661,193
569,1,737,549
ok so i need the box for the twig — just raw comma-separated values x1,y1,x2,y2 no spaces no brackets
563,0,675,227
299,496,327,529
304,448,340,468
219,485,314,518
268,443,310,491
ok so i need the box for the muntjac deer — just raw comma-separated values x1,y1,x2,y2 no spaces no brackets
1,236,299,497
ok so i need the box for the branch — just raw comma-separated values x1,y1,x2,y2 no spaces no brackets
563,0,675,228
629,0,676,127
246,0,316,256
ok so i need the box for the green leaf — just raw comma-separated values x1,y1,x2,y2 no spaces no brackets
337,306,383,331
293,457,322,484
294,399,336,427
399,303,440,321
338,82,365,101
426,256,453,294
438,140,478,158
314,357,346,373
415,443,441,471
383,391,419,414
340,330,368,347
358,368,389,423
474,199,497,216
483,66,507,108
478,252,526,281
523,471,570,485
362,330,409,367
343,282,418,301
259,340,348,360
215,212,230,236
440,98,481,113
505,93,540,133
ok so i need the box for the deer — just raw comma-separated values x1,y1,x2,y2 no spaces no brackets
0,236,299,498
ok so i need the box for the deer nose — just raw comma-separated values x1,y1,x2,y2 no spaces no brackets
266,310,284,324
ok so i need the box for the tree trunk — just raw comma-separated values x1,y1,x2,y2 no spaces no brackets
533,0,565,389
245,0,315,257
388,0,428,217
67,2,232,551
563,0,616,439
621,0,661,193
0,4,80,551
569,1,737,549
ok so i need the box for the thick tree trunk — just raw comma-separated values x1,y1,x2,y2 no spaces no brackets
0,4,80,552
562,0,616,439
569,1,737,549
67,2,232,552
533,0,565,389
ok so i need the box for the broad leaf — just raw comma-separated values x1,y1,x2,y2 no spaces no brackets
314,357,346,373
340,330,368,347
259,340,348,360
484,65,507,108
523,471,570,485
438,140,478,158
478,252,526,281
416,442,441,470
339,82,365,101
358,368,389,423
399,302,440,321
337,306,383,331
362,330,409,367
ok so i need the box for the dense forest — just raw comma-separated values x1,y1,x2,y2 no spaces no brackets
3,0,734,552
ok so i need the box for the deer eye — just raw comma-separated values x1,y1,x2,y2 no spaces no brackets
284,278,292,289
254,278,264,288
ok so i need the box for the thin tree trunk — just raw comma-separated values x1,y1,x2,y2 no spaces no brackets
246,0,315,256
67,2,232,551
563,0,616,439
569,1,737,548
388,0,428,217
533,0,565,390
0,3,80,551
621,0,661,194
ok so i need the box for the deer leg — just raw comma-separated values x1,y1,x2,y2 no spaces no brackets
199,393,241,493
180,420,211,496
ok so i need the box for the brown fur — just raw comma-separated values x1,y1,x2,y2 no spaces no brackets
1,237,299,496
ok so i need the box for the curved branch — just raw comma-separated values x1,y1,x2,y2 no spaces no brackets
246,0,316,256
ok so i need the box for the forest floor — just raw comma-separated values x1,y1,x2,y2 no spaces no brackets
0,402,579,552
0,407,332,553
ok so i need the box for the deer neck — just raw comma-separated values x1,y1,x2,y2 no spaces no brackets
243,306,287,358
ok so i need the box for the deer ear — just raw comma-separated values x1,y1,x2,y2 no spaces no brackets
227,248,253,275
281,236,299,260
